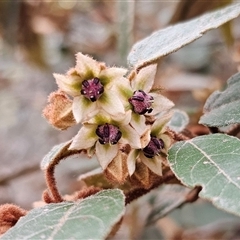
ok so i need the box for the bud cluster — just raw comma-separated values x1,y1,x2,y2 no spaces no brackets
43,52,175,183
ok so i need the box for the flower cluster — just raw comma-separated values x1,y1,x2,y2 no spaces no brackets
43,52,174,182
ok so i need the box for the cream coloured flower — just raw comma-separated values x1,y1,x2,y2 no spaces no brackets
127,111,173,176
54,52,127,123
114,64,174,135
69,111,141,170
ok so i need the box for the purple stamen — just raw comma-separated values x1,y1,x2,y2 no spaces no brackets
96,123,122,145
129,90,154,115
131,95,144,102
143,136,164,158
81,77,104,102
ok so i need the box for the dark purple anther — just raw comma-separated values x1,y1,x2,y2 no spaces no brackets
96,123,122,145
128,90,154,114
81,77,104,102
143,136,164,158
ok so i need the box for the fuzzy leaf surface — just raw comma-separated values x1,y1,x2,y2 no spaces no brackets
199,72,240,127
128,3,240,69
41,140,83,170
168,134,240,216
41,141,71,170
1,189,125,240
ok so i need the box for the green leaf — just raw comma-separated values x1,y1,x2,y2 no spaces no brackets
41,141,71,170
199,72,240,127
127,3,240,69
41,141,82,170
167,109,189,132
1,189,125,240
168,134,240,216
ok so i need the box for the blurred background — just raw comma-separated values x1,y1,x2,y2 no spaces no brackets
1,0,240,239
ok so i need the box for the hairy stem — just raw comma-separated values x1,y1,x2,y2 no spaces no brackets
125,170,176,205
45,165,63,203
226,124,240,136
43,141,82,203
169,129,191,141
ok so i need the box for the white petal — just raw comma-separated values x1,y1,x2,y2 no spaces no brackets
120,125,141,148
127,149,139,176
159,133,173,152
114,110,132,126
88,109,130,127
140,152,163,176
72,96,98,123
54,73,80,97
130,112,147,135
69,125,98,150
150,93,175,115
151,111,174,136
98,91,125,117
132,64,157,92
113,77,133,108
140,127,151,148
96,142,118,170
86,111,111,125
75,52,101,77
99,67,128,87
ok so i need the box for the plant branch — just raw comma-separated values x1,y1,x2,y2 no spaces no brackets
0,203,27,235
209,124,240,136
43,141,82,203
125,170,176,205
226,124,240,136
45,165,63,203
208,126,226,134
169,129,194,141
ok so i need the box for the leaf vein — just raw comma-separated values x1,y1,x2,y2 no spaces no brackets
188,141,240,190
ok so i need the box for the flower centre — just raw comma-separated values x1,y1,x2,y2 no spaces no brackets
80,77,104,102
96,123,122,145
128,90,154,115
143,136,164,158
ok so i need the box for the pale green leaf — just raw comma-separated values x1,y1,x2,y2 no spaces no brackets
128,3,240,69
167,109,189,132
168,134,240,216
199,72,240,127
1,189,125,240
41,141,71,170
40,141,83,170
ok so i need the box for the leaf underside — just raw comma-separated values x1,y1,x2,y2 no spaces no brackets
168,134,240,216
199,72,240,127
40,141,72,170
127,3,240,69
1,189,125,240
